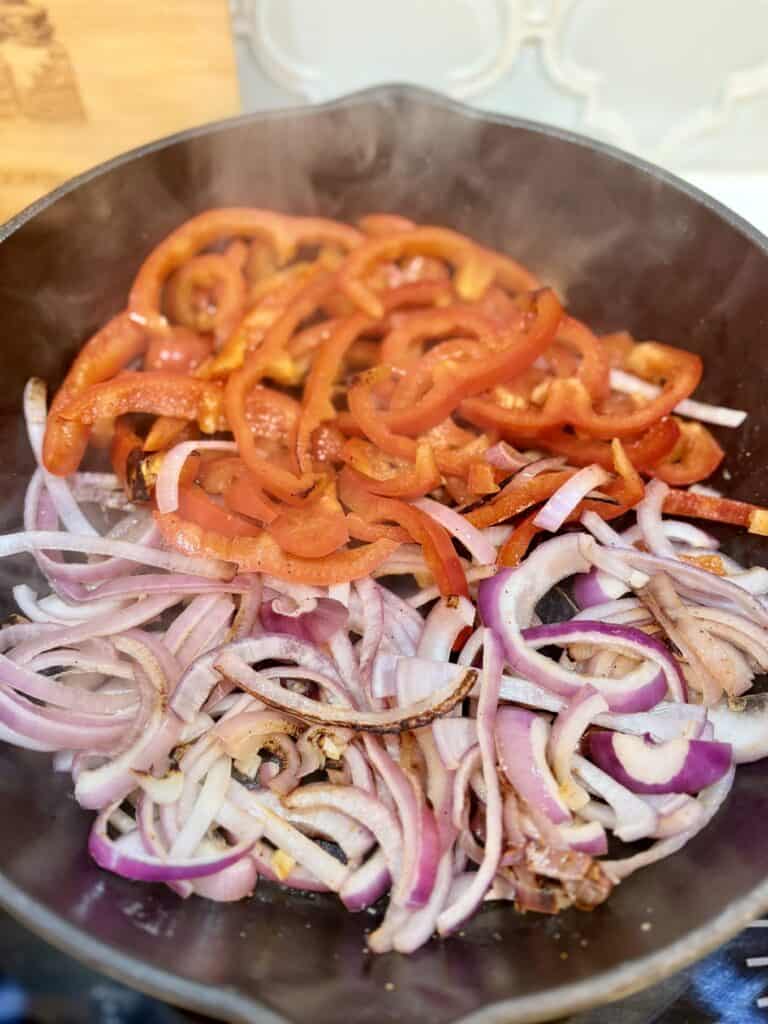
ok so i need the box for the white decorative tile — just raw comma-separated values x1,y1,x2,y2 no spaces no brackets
231,0,768,182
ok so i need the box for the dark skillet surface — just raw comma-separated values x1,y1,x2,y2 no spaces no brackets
0,86,767,1024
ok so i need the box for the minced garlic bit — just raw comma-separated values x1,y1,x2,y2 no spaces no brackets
270,849,296,882
321,735,345,760
749,509,768,536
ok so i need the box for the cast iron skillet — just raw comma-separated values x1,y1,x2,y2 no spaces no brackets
0,85,767,1024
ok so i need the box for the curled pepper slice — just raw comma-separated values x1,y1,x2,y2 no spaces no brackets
56,372,226,433
341,440,441,499
380,288,562,436
43,313,146,476
165,253,246,346
654,420,724,486
461,342,702,441
338,227,536,317
177,484,262,538
154,510,398,584
267,480,350,558
539,417,680,472
339,467,467,597
129,209,297,324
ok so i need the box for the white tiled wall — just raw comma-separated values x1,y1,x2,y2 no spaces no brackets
230,0,768,234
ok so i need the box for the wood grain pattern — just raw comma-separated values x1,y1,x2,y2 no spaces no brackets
0,0,240,221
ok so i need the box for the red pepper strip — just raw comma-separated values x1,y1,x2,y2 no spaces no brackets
662,489,762,528
288,217,364,252
388,338,488,411
295,312,372,472
128,209,298,323
110,418,143,489
144,326,212,376
341,440,441,499
224,275,335,499
245,385,301,447
467,461,499,495
154,510,398,584
143,417,196,453
177,484,262,538
209,264,329,382
346,371,492,479
552,317,611,401
165,253,246,347
654,420,724,486
267,480,350,558
346,513,411,544
337,227,535,317
43,313,146,476
600,330,636,368
223,473,280,526
338,468,467,597
465,469,577,529
461,342,702,441
381,288,562,436
498,511,541,567
56,372,226,435
539,417,680,472
224,239,249,270
198,456,246,494
379,305,497,369
497,441,644,566
358,214,417,236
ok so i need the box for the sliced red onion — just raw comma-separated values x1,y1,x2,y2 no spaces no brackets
637,479,676,558
9,594,182,665
24,380,99,538
413,497,496,564
495,706,571,824
393,849,454,954
588,731,732,795
155,440,238,514
590,539,768,628
705,694,768,764
437,629,504,935
512,456,567,485
340,849,391,910
90,803,254,882
479,543,677,710
609,368,747,427
395,657,470,706
170,754,232,858
522,619,685,706
286,783,402,879
548,686,609,810
595,701,707,741
417,595,475,661
0,529,235,580
227,781,349,891
217,649,477,733
497,673,565,713
572,753,657,841
556,821,608,855
132,769,184,805
484,442,531,471
601,764,735,882
533,464,612,533
572,568,629,610
172,633,342,723
621,519,720,551
432,718,478,770
260,596,348,644
0,651,136,714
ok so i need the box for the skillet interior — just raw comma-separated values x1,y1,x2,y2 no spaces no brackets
1,85,768,1024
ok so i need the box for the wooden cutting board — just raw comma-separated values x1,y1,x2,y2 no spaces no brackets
0,0,241,222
